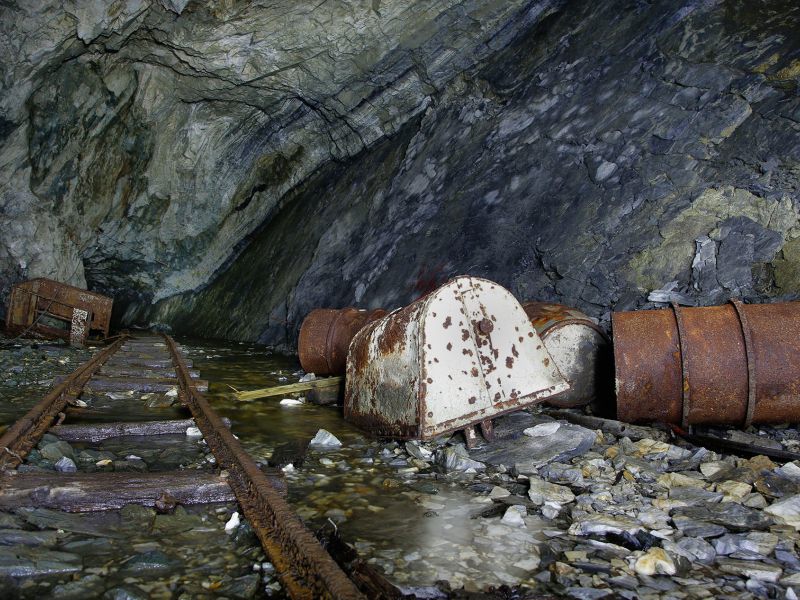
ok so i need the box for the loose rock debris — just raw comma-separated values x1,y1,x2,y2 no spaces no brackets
280,407,800,597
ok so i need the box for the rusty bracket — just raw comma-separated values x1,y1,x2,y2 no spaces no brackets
0,335,128,470
479,419,494,442
463,419,495,449
162,334,364,600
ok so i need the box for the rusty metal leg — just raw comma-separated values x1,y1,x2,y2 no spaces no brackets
463,426,480,449
479,419,494,442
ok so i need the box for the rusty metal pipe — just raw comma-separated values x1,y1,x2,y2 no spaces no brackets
613,300,800,427
522,302,611,408
298,308,387,376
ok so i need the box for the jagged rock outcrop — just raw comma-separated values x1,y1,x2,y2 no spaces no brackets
1,0,555,312
1,0,798,346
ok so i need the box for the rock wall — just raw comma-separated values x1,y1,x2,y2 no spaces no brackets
1,0,798,347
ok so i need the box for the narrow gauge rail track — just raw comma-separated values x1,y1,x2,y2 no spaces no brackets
0,333,365,599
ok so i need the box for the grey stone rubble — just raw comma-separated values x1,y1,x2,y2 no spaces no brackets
286,406,800,597
0,338,281,599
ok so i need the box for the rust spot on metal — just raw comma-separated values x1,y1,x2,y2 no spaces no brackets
471,367,480,377
477,318,494,335
461,329,470,342
506,357,514,369
543,358,550,367
443,316,452,329
377,308,413,356
446,343,453,351
511,344,519,358
468,396,477,405
494,392,501,401
426,378,433,384
462,348,474,356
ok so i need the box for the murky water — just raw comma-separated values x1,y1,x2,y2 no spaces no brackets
0,335,545,596
182,338,546,592
0,340,92,430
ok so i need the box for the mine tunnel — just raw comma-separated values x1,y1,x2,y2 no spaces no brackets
0,0,799,598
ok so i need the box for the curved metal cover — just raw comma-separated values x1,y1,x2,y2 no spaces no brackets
345,276,569,439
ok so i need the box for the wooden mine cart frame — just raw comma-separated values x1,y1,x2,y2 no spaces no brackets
5,278,112,345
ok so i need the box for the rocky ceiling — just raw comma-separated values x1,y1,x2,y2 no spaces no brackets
0,0,798,347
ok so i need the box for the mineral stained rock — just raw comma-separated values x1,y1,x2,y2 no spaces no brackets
1,0,798,344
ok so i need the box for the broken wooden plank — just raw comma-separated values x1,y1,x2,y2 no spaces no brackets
63,406,190,423
0,468,288,512
0,471,235,511
49,418,231,443
234,376,344,402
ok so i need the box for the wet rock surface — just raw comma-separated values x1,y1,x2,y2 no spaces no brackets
0,338,282,599
8,337,800,598
125,0,800,344
0,503,279,599
180,340,800,598
0,2,797,341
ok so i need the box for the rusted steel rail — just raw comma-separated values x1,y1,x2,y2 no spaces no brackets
162,334,365,600
0,335,127,470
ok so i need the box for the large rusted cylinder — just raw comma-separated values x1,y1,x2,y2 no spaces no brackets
613,301,800,427
298,308,387,376
522,302,611,408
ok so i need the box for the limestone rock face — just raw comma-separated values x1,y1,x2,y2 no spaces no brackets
1,0,798,345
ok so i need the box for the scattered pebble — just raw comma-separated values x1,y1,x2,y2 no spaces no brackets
309,429,342,448
224,512,240,533
280,398,303,406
